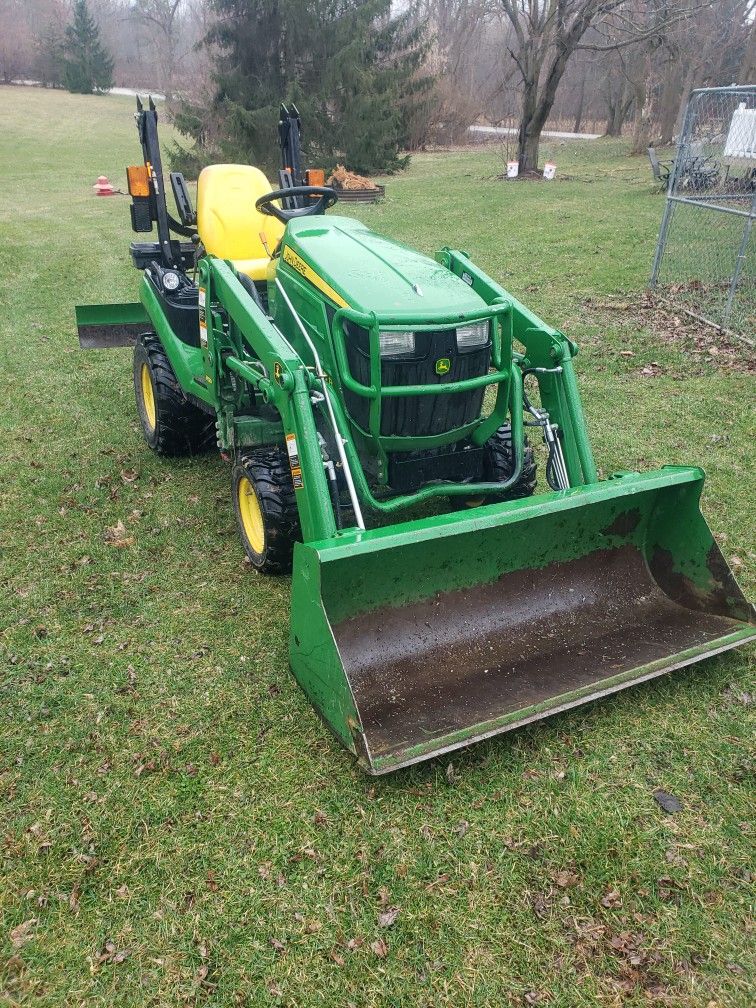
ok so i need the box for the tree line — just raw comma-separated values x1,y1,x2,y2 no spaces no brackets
1,0,753,174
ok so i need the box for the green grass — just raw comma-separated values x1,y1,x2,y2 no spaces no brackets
1,87,754,1007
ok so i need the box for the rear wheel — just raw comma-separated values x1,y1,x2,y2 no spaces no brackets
232,446,301,574
133,334,216,456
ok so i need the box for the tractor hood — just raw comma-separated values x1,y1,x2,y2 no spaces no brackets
281,216,487,320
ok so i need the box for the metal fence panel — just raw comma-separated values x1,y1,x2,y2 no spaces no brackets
650,86,755,335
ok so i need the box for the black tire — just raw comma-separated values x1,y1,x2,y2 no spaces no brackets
232,446,301,574
133,334,216,457
481,424,537,501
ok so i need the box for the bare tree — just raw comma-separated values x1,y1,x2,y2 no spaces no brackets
495,0,721,172
593,0,752,153
134,0,182,102
495,0,629,171
743,9,756,81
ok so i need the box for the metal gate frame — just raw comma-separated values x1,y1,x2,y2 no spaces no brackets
650,85,756,334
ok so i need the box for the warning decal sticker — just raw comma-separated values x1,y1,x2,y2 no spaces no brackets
286,433,304,490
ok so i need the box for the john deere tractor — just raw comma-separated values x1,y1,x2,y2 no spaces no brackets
76,99,755,774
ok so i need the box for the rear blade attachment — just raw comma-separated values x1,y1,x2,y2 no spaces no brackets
76,302,149,348
289,466,755,774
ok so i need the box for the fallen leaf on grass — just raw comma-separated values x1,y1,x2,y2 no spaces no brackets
524,993,552,1005
531,893,550,919
601,889,622,908
665,848,687,868
657,876,683,902
104,521,134,547
370,938,388,957
270,937,286,953
722,684,753,706
445,762,461,785
553,869,581,888
9,919,37,948
95,939,130,966
377,906,400,928
653,789,683,814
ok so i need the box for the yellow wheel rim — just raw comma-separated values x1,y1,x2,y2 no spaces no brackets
237,475,265,555
140,363,156,431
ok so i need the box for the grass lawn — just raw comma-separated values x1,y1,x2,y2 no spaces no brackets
1,87,754,1007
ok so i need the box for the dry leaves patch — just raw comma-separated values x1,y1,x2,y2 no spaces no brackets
583,292,756,373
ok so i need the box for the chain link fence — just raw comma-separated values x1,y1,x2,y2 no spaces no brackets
650,86,755,335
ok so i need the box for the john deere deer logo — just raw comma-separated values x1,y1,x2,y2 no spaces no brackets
435,358,451,376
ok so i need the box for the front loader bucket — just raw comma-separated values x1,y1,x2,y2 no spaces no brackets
289,467,755,774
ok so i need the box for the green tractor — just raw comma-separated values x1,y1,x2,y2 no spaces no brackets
77,99,755,774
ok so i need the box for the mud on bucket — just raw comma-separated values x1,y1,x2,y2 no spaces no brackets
289,466,755,774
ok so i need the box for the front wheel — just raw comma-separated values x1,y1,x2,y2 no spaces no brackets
232,446,302,574
466,424,537,507
483,424,537,500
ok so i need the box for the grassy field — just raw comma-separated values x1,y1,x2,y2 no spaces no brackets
1,87,754,1007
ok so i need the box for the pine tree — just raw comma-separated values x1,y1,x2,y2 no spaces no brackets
173,0,429,177
63,0,114,95
35,22,65,89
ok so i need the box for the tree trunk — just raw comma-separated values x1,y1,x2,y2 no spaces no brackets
573,65,587,134
605,99,628,137
741,17,756,82
672,64,698,144
518,46,574,171
517,76,540,172
656,60,681,145
629,53,654,155
608,99,630,136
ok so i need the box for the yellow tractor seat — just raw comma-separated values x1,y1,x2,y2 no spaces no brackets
196,164,285,282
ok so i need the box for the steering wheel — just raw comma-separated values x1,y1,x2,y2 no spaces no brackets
256,186,338,224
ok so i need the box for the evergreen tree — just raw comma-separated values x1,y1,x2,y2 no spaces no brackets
173,0,429,177
35,22,65,89
63,0,114,95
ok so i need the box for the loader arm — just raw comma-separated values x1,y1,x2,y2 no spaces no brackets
197,257,337,543
438,247,597,486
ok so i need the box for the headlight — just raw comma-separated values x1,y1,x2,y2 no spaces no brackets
162,270,181,291
379,329,415,358
456,321,489,350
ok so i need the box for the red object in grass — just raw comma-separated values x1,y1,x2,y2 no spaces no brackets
93,175,116,196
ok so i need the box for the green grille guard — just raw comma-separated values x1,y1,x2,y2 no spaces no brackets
331,301,513,458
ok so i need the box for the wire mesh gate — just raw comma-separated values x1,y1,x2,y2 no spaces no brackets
650,86,755,335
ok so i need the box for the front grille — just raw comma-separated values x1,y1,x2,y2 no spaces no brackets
343,325,491,437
